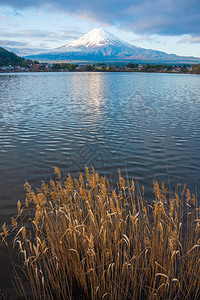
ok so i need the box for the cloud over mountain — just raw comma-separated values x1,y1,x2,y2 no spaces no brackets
178,35,200,44
1,0,199,37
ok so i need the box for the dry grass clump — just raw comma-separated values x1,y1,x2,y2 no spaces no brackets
1,167,200,299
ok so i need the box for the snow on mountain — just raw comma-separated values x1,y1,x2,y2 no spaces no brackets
53,27,136,58
58,28,132,50
26,28,200,64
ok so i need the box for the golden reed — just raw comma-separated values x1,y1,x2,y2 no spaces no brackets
1,167,200,299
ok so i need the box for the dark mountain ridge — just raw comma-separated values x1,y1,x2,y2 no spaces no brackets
0,47,33,67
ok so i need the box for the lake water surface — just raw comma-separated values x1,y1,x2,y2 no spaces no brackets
0,72,200,221
1,71,200,296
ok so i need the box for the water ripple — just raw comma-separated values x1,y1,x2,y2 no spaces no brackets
0,72,200,211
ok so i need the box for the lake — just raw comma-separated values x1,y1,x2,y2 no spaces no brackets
0,72,200,222
1,71,200,296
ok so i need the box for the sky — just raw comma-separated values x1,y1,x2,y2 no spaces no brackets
0,0,200,57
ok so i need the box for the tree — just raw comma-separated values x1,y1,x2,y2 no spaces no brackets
52,63,61,70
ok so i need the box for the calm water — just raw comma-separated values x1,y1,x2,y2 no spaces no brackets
0,72,200,219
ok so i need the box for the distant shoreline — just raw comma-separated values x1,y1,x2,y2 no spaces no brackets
0,62,200,74
0,70,199,74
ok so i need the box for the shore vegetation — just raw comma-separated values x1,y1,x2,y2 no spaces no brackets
1,167,200,299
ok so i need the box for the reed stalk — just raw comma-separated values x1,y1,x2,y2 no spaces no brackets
1,167,200,299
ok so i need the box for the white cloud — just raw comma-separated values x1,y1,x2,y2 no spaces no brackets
178,35,200,44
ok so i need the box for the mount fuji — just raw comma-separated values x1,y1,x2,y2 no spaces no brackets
26,28,200,64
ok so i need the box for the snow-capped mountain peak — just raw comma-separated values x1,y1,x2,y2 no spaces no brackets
60,28,131,50
26,27,200,64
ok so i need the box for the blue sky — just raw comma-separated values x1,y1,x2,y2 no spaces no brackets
0,0,200,57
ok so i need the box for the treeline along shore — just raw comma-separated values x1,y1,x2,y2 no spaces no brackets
1,62,200,74
1,46,200,74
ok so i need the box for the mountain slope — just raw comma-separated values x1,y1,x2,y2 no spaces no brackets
26,28,200,64
0,47,34,66
58,28,132,50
